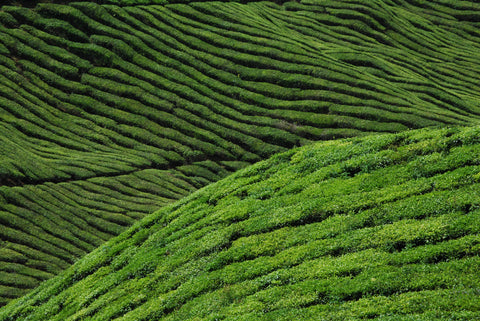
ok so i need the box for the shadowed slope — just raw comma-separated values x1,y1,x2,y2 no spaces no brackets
1,0,480,306
2,126,480,320
0,160,246,306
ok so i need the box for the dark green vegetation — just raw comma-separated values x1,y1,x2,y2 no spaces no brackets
0,161,244,306
1,0,480,315
2,126,480,320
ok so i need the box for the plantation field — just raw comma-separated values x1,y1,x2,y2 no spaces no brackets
1,0,480,311
0,161,244,306
2,126,480,320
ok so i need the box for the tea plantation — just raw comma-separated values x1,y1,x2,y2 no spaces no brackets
0,0,480,318
2,126,480,320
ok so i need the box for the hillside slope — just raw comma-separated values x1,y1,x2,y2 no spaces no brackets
1,0,480,306
1,126,480,320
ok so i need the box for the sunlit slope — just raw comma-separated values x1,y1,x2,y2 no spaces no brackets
1,0,480,307
1,126,480,320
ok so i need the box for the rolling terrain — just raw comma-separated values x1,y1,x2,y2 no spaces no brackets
1,0,480,312
2,126,480,320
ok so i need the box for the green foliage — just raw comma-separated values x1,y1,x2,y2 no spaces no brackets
1,0,480,313
1,127,480,319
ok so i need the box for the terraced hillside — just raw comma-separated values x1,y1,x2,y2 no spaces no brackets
1,126,480,320
1,0,480,308
0,161,246,306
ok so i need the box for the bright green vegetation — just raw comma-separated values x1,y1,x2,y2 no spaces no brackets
1,0,480,310
1,126,480,320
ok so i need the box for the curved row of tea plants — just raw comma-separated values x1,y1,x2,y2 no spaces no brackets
2,126,480,320
0,160,248,307
1,0,480,306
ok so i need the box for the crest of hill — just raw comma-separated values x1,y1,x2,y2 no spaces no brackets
1,0,480,308
2,126,480,320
